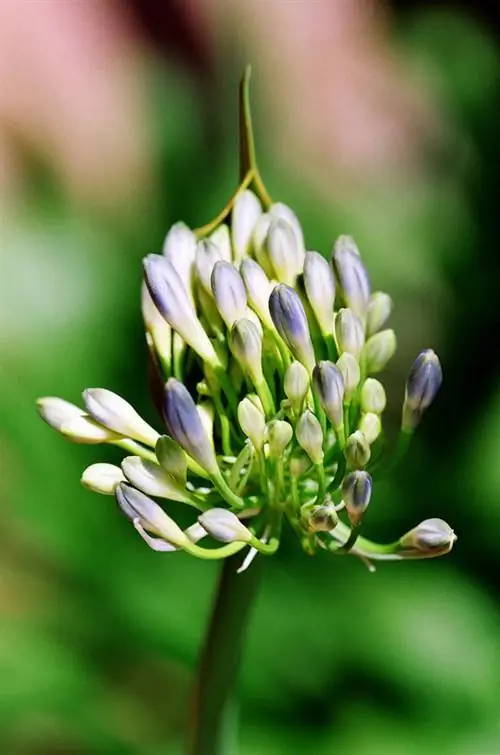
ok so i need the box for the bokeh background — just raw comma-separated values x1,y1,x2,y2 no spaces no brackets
2,1,500,753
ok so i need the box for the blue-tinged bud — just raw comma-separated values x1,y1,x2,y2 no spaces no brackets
312,361,345,429
402,349,442,431
37,397,85,431
269,202,306,264
360,378,386,414
399,518,456,556
195,239,223,295
240,258,275,331
336,353,360,401
342,470,372,525
265,218,301,286
155,435,187,485
284,361,309,412
296,410,324,464
345,430,371,469
303,251,335,336
362,329,396,373
267,419,293,457
238,395,266,450
269,284,315,373
162,221,197,301
198,508,252,543
366,291,393,337
163,378,218,475
121,456,190,503
301,501,338,533
81,463,125,495
332,236,370,320
143,254,217,364
115,483,189,546
229,318,264,385
211,260,247,329
232,189,262,261
358,412,381,444
335,308,365,359
83,388,159,447
210,224,232,262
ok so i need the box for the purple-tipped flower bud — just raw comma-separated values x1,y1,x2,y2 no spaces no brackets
342,470,372,525
332,236,370,319
163,378,218,475
265,218,301,286
143,254,217,364
269,284,315,372
296,410,324,464
162,221,197,301
210,224,232,262
284,361,309,412
232,189,262,261
211,260,247,329
360,378,387,414
345,430,371,469
121,456,190,503
358,412,382,444
366,291,393,336
301,501,339,533
238,395,266,450
267,419,293,457
198,508,252,543
336,353,360,400
83,388,159,447
312,361,345,429
335,308,365,360
81,463,125,495
240,258,275,331
362,329,396,373
303,251,335,335
402,349,442,431
229,319,264,385
115,483,188,546
399,518,456,556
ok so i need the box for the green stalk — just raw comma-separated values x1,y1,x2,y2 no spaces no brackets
188,554,263,755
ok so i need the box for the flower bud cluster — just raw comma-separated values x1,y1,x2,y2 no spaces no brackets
37,187,452,570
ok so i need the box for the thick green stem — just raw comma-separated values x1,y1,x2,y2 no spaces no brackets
188,555,262,755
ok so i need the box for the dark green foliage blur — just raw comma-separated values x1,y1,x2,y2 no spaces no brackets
2,9,500,755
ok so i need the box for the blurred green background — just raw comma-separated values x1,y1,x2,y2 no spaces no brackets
2,2,500,753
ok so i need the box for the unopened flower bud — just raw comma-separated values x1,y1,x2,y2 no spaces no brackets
399,518,456,556
81,463,124,495
336,353,360,400
265,219,301,285
37,397,85,431
115,483,188,546
59,414,124,444
143,254,217,364
155,435,188,485
238,395,266,450
402,349,442,431
252,213,275,277
301,501,339,533
342,470,372,525
360,378,387,414
358,412,382,444
269,284,315,372
362,329,396,373
195,239,223,295
163,378,218,474
211,260,247,328
312,361,345,429
366,292,393,336
345,430,371,469
232,189,262,261
332,236,370,319
198,508,252,543
122,457,189,502
141,283,172,369
335,308,365,359
267,420,293,457
210,224,232,262
284,361,309,412
83,388,159,447
269,202,306,264
303,251,335,335
229,319,264,385
240,258,275,331
296,410,324,464
197,402,215,450
162,221,197,300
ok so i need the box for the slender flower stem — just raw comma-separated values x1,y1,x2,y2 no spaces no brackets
188,554,263,755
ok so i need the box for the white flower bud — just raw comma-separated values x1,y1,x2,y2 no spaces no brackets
360,378,387,414
284,361,309,412
269,202,306,266
240,258,275,331
37,397,85,431
296,410,324,464
336,353,360,400
198,508,252,543
238,395,266,450
366,292,393,337
229,319,264,385
265,219,301,286
81,463,125,495
362,329,396,374
303,251,335,335
358,412,382,444
232,189,262,261
162,221,197,301
59,414,123,444
345,430,371,469
267,420,293,457
335,308,365,359
195,239,223,295
83,389,159,447
211,261,247,329
121,456,190,502
210,224,232,262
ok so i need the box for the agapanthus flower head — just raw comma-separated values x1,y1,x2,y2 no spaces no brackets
37,75,454,572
